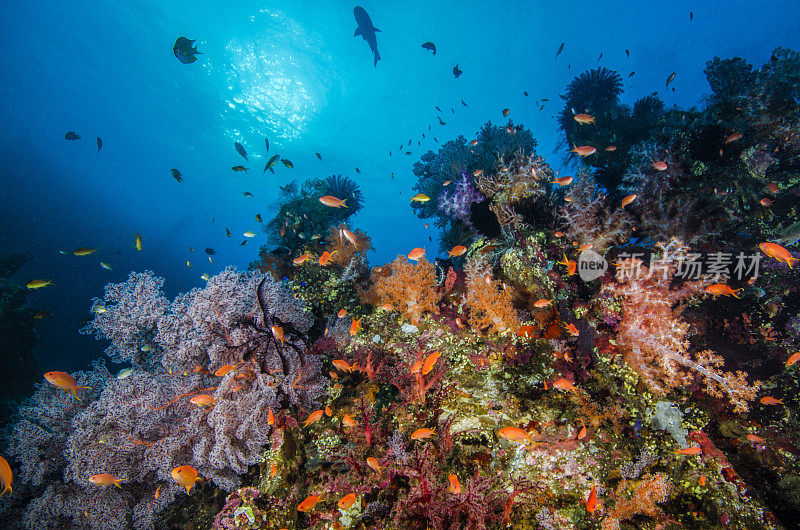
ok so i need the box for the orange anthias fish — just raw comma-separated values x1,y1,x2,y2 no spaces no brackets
271,325,285,345
422,351,440,375
214,363,239,377
350,317,363,336
270,463,278,477
573,113,595,125
44,371,92,400
554,231,564,237
268,407,275,425
410,428,435,441
319,250,338,266
760,396,783,405
653,160,668,171
189,394,217,407
0,455,12,497
410,359,424,374
674,447,702,455
338,493,357,510
473,169,484,177
337,308,348,318
89,474,123,488
571,144,597,157
552,378,578,393
621,194,637,208
497,427,531,443
605,145,617,151
342,414,358,427
319,195,348,208
586,485,597,513
786,352,800,367
704,284,742,298
293,253,312,266
746,434,766,444
325,406,332,416
760,242,798,268
760,198,773,207
341,228,358,248
303,410,324,427
447,474,461,494
557,254,577,276
332,359,353,372
533,299,552,308
564,323,579,336
724,132,743,144
448,245,467,257
366,457,383,473
577,243,593,252
172,465,198,494
550,176,574,186
766,182,779,194
408,247,426,261
297,494,323,512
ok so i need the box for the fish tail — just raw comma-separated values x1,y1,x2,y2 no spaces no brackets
732,288,743,299
341,199,348,208
788,256,798,269
114,479,123,489
0,484,11,498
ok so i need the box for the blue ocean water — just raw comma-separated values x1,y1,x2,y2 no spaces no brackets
0,0,798,374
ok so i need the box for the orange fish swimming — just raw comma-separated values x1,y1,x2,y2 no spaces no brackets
554,231,564,237
297,494,323,512
586,485,597,513
332,359,353,372
497,427,532,443
410,359,423,374
342,414,358,427
759,242,798,269
350,317,363,336
577,243,593,252
319,250,338,266
319,195,347,208
605,145,617,151
571,145,596,156
271,325,285,345
44,371,92,400
380,303,394,311
469,139,479,146
552,378,578,393
270,463,278,477
653,160,668,171
533,299,552,308
293,253,312,266
325,406,332,416
337,308,348,318
268,407,275,425
408,247,426,261
448,245,467,257
341,228,358,248
746,434,766,444
0,455,12,498
338,493,357,510
473,169,484,177
303,410,324,427
172,465,198,494
760,396,783,405
89,473,123,488
573,113,595,125
550,176,574,186
704,284,742,298
724,132,742,144
786,352,800,367
564,323,579,336
366,457,383,473
214,363,239,377
410,428,435,441
189,394,217,407
557,254,576,276
674,447,702,455
621,194,637,208
447,473,461,494
760,198,772,207
422,351,440,375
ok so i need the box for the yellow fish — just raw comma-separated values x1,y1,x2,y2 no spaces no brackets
26,279,53,290
100,262,112,270
72,248,97,256
410,193,430,203
133,231,142,251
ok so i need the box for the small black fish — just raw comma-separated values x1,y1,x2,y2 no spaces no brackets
555,41,565,60
428,124,431,131
461,99,468,106
435,106,442,112
625,49,630,57
433,137,438,143
689,11,693,21
421,41,436,55
541,98,549,102
315,152,322,160
255,213,262,223
539,105,544,111
438,116,446,125
96,136,102,152
204,248,216,255
235,142,248,160
226,227,231,237
450,108,454,114
355,168,361,173
452,64,462,78
173,37,202,64
523,91,528,96
65,131,80,140
389,151,392,156
240,240,247,246
264,154,280,173
281,159,293,168
568,63,571,69
170,168,183,183
405,151,411,155
408,139,412,145
597,52,603,61
232,165,248,172
264,137,269,152
629,71,635,77
422,133,425,138
666,72,676,87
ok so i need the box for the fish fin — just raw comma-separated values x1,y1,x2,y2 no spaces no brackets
732,288,742,299
374,27,381,32
114,480,123,489
354,27,363,37
788,256,799,269
72,388,83,401
342,199,348,208
269,167,274,174
0,484,11,498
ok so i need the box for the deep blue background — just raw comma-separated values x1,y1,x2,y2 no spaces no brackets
1,0,798,372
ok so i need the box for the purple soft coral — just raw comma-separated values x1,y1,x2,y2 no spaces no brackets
437,171,484,224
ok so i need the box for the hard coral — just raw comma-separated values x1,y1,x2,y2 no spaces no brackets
372,257,442,325
464,255,519,333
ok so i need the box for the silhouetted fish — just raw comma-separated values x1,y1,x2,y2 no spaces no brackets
315,152,322,159
666,72,676,87
555,42,565,60
421,42,436,55
690,11,694,21
65,132,80,140
264,137,269,152
96,137,102,152
438,116,446,125
453,64,462,78
353,7,381,67
625,49,630,57
264,154,280,173
173,37,201,64
170,169,183,183
461,99,468,106
205,248,216,255
235,142,248,160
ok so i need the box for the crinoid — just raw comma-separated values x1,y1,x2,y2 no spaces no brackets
322,174,364,212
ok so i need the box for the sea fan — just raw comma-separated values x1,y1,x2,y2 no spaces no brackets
322,174,364,212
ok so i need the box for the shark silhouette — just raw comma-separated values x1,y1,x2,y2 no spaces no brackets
353,7,380,67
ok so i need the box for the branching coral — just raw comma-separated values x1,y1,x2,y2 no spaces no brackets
464,255,519,333
559,174,632,253
606,239,760,412
372,257,442,324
